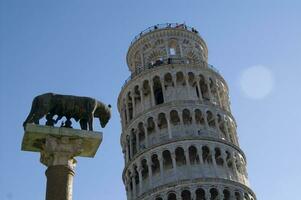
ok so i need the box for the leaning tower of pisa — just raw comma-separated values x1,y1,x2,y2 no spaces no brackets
118,23,256,200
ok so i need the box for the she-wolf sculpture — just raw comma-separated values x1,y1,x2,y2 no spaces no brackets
23,93,111,131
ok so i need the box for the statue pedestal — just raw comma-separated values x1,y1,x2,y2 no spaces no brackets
21,124,102,200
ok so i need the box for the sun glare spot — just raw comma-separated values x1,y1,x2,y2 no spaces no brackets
240,65,274,99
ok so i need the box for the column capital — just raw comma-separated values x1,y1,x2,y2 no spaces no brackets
40,136,84,169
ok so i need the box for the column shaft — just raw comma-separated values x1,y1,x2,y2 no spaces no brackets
45,165,75,200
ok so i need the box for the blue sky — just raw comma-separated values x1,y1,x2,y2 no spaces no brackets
1,0,300,199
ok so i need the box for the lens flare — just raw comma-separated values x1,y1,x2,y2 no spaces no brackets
240,65,274,99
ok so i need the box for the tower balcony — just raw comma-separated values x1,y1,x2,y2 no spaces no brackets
126,23,209,74
130,23,200,46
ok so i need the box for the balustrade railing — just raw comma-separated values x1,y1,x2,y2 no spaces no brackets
130,23,199,45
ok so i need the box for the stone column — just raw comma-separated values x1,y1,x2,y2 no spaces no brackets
125,98,130,122
178,111,183,125
139,85,144,108
198,147,204,165
140,51,144,68
125,145,130,163
184,149,190,166
224,120,231,142
137,164,143,194
171,152,177,174
206,79,213,102
143,123,149,148
41,136,82,200
210,146,217,166
179,43,183,57
216,85,223,107
131,172,137,199
136,132,140,153
150,79,155,106
132,90,137,118
22,124,102,200
204,111,209,129
129,133,133,159
184,74,191,99
166,116,172,139
196,78,203,101
158,154,164,178
122,106,127,128
160,77,166,101
147,157,153,187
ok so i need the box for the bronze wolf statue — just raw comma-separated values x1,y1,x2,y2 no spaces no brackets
23,93,111,131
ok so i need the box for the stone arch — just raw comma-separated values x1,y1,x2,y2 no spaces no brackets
147,49,165,67
225,151,233,169
186,50,200,64
151,154,160,175
227,119,235,143
176,71,185,86
215,147,224,166
168,39,180,56
175,147,186,166
142,80,152,108
162,150,173,170
147,117,155,135
164,73,174,88
138,122,145,149
158,113,167,129
127,92,133,120
143,80,151,97
236,155,243,174
199,74,210,101
223,189,231,200
206,110,216,128
133,165,139,186
196,188,206,200
189,145,199,164
244,193,250,200
123,99,128,124
188,72,196,86
134,85,141,103
154,38,164,46
168,192,177,200
209,188,219,200
235,192,242,200
141,159,149,180
195,109,205,125
127,170,133,191
170,110,180,125
153,76,164,105
182,109,192,125
209,78,218,102
126,135,131,160
181,190,192,200
202,146,212,163
217,114,227,139
131,128,137,155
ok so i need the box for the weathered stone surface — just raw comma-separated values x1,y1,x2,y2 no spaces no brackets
21,124,102,158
